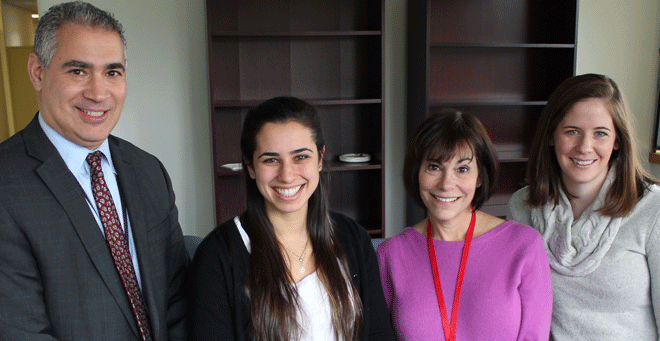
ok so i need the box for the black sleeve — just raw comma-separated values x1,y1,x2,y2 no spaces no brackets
186,221,250,341
0,204,58,340
332,213,395,341
361,225,395,340
159,161,189,341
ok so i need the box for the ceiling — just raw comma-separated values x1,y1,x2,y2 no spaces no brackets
3,0,38,13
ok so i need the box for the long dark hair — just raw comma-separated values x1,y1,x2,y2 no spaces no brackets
526,73,658,216
240,97,362,340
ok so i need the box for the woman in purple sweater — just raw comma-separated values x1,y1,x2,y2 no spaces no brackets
377,110,552,340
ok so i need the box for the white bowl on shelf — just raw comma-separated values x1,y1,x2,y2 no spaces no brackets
338,153,371,163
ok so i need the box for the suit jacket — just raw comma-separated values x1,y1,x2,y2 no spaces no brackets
0,115,189,340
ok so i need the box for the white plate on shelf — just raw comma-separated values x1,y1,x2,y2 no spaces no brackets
338,153,371,163
220,163,243,171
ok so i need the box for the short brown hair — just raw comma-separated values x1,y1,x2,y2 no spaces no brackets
526,73,658,216
403,109,499,211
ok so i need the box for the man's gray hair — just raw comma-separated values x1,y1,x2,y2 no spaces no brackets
34,1,126,68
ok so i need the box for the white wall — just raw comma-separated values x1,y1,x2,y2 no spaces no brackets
384,0,407,237
575,0,660,177
38,0,214,237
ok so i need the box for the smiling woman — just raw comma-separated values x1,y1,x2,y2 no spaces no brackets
508,74,660,340
187,96,394,341
417,145,480,240
248,120,323,220
378,109,552,340
551,97,619,217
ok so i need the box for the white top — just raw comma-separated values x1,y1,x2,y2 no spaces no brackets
296,271,335,341
234,217,336,340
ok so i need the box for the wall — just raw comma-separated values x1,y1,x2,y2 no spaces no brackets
38,0,214,237
0,75,6,141
2,3,36,47
2,2,38,141
2,3,38,132
383,0,406,237
0,1,9,142
0,60,7,141
7,46,36,131
575,0,660,176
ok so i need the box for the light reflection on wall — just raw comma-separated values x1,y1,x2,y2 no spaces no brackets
2,3,37,47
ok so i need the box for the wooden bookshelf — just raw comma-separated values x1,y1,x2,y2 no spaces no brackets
407,0,577,221
206,0,385,236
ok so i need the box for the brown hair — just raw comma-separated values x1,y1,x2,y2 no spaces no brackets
240,97,362,340
526,73,658,216
403,109,499,211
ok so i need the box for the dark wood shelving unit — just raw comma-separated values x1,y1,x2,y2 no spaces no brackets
206,0,385,236
407,0,577,222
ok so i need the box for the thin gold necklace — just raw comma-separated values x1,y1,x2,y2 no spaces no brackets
282,237,310,274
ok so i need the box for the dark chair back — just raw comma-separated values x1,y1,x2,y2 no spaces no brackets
371,238,385,251
184,235,203,259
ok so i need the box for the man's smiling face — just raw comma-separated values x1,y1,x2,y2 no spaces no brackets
29,22,126,150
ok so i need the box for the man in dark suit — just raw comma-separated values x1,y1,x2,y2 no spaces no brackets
0,2,188,340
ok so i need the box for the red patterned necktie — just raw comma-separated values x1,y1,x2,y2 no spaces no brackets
86,151,153,341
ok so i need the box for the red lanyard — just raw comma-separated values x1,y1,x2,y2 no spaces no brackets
426,210,476,341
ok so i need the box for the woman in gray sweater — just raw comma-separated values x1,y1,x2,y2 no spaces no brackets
508,74,660,340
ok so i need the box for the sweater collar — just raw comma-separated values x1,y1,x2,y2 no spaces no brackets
531,167,623,276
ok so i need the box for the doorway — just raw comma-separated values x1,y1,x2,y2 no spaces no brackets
1,0,38,143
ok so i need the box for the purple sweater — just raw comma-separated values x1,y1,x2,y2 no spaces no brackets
377,221,552,340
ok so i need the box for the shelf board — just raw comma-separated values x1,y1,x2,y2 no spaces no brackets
216,162,381,177
212,30,382,37
484,192,515,207
494,144,528,161
430,100,547,107
326,160,382,171
499,157,528,163
367,229,383,236
216,168,244,177
431,43,575,49
214,98,382,108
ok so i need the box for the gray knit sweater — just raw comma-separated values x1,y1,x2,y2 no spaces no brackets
507,170,660,340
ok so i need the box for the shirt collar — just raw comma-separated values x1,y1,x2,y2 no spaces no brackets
38,113,116,175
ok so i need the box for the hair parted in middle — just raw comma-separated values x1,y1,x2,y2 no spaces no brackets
403,108,500,211
239,96,362,341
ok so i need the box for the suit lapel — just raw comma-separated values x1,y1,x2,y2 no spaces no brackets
23,117,140,337
110,138,162,340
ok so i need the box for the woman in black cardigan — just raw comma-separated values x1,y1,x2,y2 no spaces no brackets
187,97,394,341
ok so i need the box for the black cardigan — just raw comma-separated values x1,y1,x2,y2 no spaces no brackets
186,212,395,340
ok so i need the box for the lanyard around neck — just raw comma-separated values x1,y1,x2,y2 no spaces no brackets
426,210,476,341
